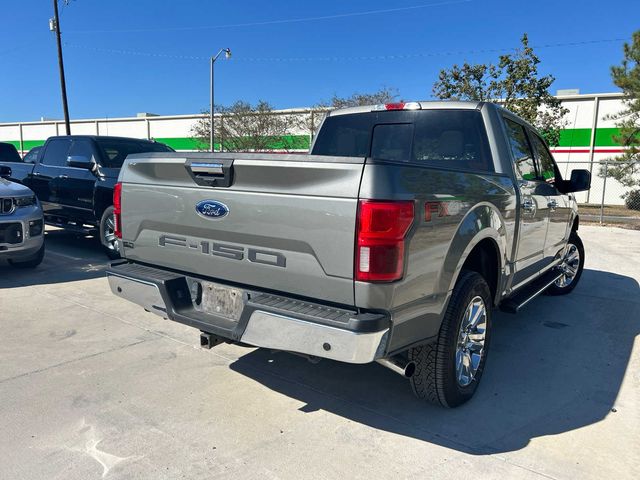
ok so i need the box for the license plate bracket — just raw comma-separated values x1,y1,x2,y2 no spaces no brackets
192,279,244,321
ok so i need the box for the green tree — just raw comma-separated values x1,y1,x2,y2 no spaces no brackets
308,86,399,136
325,86,399,108
604,31,640,208
433,34,568,146
190,100,306,152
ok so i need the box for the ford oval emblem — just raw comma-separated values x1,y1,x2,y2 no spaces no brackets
195,200,229,219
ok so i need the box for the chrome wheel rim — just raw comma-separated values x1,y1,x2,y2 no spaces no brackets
456,296,487,387
555,243,579,288
103,214,119,252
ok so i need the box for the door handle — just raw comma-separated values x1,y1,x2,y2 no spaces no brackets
58,175,69,179
521,198,535,213
32,172,42,176
547,200,558,209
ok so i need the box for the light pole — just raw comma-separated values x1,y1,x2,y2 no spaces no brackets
210,48,231,152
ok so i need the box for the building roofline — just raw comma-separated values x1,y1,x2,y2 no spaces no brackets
0,92,625,126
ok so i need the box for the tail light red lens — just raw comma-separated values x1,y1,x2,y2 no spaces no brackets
356,200,414,282
113,182,122,239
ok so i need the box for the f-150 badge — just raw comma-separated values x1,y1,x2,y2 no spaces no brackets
195,200,229,219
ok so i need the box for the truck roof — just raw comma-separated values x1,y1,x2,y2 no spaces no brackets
46,135,161,143
327,100,484,117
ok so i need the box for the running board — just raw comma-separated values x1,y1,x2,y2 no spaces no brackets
500,270,563,314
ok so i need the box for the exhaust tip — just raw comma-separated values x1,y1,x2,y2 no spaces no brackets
376,357,416,379
404,361,416,378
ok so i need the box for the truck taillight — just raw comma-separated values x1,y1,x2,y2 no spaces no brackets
356,200,414,282
113,182,122,239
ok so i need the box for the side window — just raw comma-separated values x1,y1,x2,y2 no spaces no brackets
371,124,413,162
530,133,556,183
68,140,95,163
504,118,537,180
41,138,72,167
23,147,41,164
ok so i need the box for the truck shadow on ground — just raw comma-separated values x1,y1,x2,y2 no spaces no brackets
230,268,640,455
0,229,107,288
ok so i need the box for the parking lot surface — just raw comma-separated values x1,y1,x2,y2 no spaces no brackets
0,226,638,479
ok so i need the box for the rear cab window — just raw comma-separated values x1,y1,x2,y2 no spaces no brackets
96,139,173,168
0,143,23,163
312,109,494,172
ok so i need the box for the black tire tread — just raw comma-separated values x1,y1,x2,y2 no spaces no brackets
409,271,489,408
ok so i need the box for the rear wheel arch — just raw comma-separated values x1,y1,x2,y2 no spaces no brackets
439,204,508,304
460,239,501,306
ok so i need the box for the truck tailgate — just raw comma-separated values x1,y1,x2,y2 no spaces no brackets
119,153,364,306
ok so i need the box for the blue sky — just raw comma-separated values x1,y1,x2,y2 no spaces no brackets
1,0,638,122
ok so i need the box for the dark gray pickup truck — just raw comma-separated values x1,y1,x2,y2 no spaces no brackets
107,101,590,407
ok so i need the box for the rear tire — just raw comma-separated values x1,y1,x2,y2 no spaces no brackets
545,231,584,296
409,270,492,408
99,206,121,260
9,243,45,269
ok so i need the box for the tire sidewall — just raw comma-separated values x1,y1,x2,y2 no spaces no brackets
546,231,585,295
99,206,120,259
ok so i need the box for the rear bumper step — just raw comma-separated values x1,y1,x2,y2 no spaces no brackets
107,261,390,364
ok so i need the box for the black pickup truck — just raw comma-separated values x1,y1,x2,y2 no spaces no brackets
0,136,173,258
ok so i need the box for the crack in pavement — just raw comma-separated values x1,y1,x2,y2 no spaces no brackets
0,339,150,385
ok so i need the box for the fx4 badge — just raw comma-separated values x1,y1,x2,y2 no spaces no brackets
195,200,229,219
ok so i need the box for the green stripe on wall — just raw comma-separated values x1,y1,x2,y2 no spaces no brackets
1,129,627,151
154,137,203,150
156,134,311,151
594,128,621,147
558,128,592,147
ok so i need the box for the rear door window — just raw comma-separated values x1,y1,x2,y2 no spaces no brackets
68,139,95,162
41,138,72,167
23,147,41,164
529,132,556,183
504,118,537,180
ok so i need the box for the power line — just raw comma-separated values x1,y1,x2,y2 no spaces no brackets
63,37,629,64
65,0,472,34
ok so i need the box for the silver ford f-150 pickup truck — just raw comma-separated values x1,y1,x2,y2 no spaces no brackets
107,101,590,407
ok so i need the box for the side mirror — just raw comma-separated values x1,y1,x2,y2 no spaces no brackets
0,165,11,179
566,169,591,193
67,155,95,169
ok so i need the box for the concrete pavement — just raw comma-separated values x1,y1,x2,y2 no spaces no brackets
0,226,638,479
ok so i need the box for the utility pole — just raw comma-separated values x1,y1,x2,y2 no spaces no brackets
51,0,71,135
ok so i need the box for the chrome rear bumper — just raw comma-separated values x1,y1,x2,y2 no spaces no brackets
107,262,389,364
